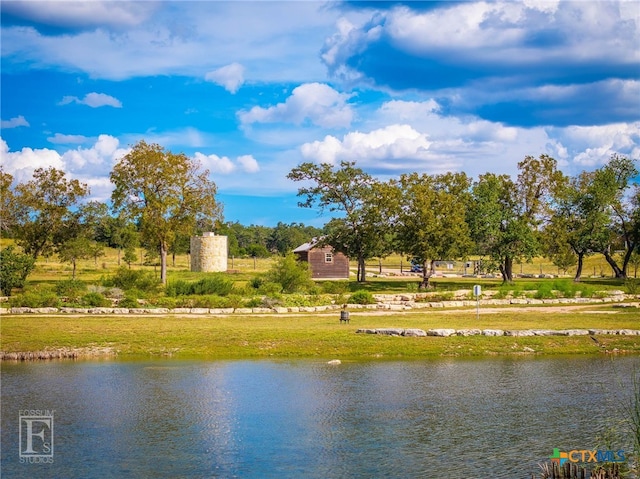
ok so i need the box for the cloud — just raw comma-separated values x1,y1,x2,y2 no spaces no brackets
0,2,338,81
205,63,245,94
300,124,458,173
59,92,122,108
0,138,65,183
237,154,260,173
1,1,156,29
48,133,90,144
322,2,640,127
551,122,640,168
239,83,354,128
194,152,260,175
1,115,30,128
0,135,128,186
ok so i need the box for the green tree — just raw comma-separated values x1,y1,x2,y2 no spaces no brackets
0,168,16,235
57,236,95,279
267,222,320,255
593,155,639,278
468,155,565,283
288,161,394,282
395,172,472,289
14,167,89,259
0,245,36,296
549,171,611,281
110,141,222,284
468,173,536,283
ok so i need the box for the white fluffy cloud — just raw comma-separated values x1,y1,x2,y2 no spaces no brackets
555,123,640,168
48,133,90,144
0,135,128,188
194,152,260,174
300,124,458,172
1,115,30,128
239,83,353,128
1,1,156,29
1,138,63,183
237,155,260,173
59,92,122,108
205,63,245,94
0,2,338,81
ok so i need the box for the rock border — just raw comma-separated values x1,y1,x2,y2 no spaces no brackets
1,296,637,316
356,328,640,337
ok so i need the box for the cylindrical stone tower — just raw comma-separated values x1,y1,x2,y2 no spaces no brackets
190,233,228,272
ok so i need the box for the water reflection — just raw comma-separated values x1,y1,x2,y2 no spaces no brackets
2,356,638,478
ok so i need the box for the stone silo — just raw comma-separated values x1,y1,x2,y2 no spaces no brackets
190,233,228,272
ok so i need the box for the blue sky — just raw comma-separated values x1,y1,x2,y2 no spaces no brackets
1,1,638,226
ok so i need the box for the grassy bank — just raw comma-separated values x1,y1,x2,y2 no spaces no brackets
2,306,639,359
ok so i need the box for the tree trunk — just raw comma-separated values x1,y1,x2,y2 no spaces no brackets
419,260,435,289
160,243,168,284
574,252,584,282
357,256,366,282
72,259,77,279
500,256,513,283
603,246,625,278
621,241,636,278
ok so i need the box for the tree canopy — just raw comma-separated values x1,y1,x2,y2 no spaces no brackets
110,140,221,283
13,167,90,259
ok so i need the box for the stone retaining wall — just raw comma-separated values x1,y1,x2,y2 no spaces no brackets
355,328,640,337
1,296,637,316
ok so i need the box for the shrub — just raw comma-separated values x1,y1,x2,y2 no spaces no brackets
118,295,139,309
248,276,264,290
165,280,192,297
0,246,36,296
625,279,640,295
349,290,376,304
166,275,234,296
105,267,159,293
534,282,555,299
56,279,87,302
81,292,111,307
265,254,312,294
192,275,234,296
321,281,350,294
258,281,283,296
9,286,60,308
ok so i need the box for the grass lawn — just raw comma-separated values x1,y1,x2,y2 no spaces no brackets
2,306,639,359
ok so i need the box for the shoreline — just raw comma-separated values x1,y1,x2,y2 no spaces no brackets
3,303,639,361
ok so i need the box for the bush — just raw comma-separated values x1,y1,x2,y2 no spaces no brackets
321,281,350,294
166,274,234,296
81,292,111,307
105,267,160,293
192,275,234,296
9,286,60,308
118,295,139,309
349,290,376,305
625,279,640,295
265,254,312,294
534,282,555,299
0,246,36,296
56,279,88,302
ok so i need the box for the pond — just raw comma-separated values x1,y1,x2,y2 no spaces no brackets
2,355,638,478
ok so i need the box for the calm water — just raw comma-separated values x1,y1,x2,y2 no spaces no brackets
1,356,638,478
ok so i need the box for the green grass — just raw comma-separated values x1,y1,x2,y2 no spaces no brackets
2,306,639,359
